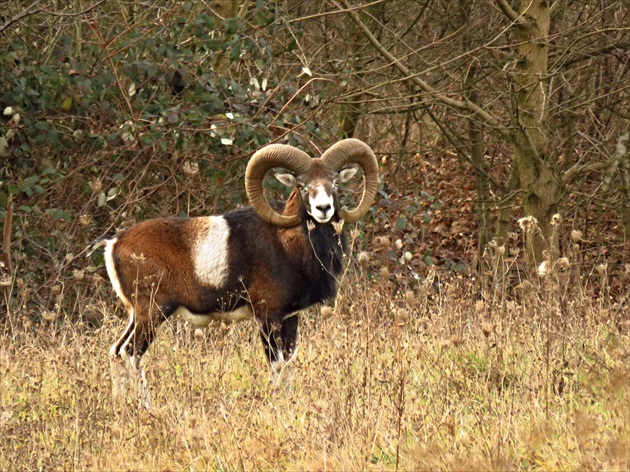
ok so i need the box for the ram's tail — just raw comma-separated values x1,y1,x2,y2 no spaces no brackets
85,235,114,257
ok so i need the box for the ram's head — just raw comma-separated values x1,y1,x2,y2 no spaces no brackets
245,139,379,227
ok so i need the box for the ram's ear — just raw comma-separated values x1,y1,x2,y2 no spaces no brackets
275,173,297,187
338,167,359,183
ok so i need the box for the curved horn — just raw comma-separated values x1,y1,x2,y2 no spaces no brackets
320,139,379,223
245,144,313,227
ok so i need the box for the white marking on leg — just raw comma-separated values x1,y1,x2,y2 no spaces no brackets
191,216,230,287
109,309,135,357
119,329,135,365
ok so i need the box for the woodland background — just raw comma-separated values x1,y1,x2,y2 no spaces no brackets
0,1,628,470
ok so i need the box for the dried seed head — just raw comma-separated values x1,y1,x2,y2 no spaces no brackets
79,214,93,227
404,290,416,306
551,213,562,226
488,239,498,250
379,266,390,279
65,253,75,263
556,257,570,272
394,238,403,250
182,160,199,177
194,329,204,340
42,310,57,322
570,230,582,244
451,335,463,347
72,269,85,281
596,263,607,276
357,251,370,269
538,260,550,277
376,235,391,249
89,178,103,194
518,215,538,233
332,221,344,235
320,306,334,318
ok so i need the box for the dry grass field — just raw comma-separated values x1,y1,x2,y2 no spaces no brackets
1,262,628,471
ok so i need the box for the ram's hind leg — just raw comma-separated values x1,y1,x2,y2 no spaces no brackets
109,303,165,408
109,308,135,401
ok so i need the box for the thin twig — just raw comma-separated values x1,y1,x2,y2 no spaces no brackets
0,0,108,34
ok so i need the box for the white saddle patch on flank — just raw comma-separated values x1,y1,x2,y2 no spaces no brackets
191,216,230,288
174,304,253,327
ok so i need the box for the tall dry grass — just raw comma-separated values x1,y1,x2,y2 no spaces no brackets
1,254,628,471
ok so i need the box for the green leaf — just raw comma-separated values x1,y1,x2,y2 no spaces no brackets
395,215,407,231
230,45,241,61
35,121,50,130
61,97,73,111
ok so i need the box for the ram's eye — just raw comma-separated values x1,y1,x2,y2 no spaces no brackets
297,183,306,191
332,180,339,188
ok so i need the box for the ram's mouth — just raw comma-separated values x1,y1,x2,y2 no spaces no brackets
312,212,333,224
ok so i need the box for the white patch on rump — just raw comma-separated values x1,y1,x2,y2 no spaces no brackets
191,216,230,288
174,304,253,327
104,238,133,311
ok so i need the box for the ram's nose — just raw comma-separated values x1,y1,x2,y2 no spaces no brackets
316,203,332,214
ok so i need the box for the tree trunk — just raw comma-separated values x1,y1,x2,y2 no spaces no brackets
508,0,560,269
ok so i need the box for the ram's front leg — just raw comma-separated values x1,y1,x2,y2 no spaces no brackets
260,314,299,388
279,314,299,388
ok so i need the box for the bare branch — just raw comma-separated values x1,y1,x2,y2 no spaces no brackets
562,132,629,185
285,0,388,24
496,0,524,25
0,0,108,34
334,0,512,142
